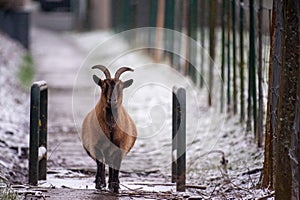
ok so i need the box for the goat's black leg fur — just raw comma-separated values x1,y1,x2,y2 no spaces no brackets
95,160,106,189
108,152,122,193
108,167,114,185
108,168,120,193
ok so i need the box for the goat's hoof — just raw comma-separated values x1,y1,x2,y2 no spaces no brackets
95,182,106,190
108,183,119,193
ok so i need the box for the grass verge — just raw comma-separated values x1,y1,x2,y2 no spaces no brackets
0,186,18,200
18,53,35,89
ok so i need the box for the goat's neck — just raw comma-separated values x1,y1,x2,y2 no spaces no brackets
105,106,118,130
95,101,120,131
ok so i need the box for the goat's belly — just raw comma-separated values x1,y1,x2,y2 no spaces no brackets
83,131,110,162
83,131,125,164
82,111,107,162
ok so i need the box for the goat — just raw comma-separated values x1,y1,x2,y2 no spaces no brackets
82,65,137,193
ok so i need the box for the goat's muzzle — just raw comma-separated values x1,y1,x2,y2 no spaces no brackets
107,99,118,107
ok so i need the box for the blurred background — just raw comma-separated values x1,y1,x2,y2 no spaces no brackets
0,0,272,48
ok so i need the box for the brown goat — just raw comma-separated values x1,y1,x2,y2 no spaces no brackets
82,65,137,192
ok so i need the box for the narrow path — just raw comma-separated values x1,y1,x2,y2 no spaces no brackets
29,12,184,199
31,24,94,167
28,10,264,199
30,25,176,185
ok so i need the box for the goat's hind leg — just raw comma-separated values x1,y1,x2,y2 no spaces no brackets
95,160,106,189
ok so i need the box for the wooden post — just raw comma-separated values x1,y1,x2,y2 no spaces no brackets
226,0,231,113
173,0,183,70
232,0,237,114
199,0,206,88
220,0,226,113
208,0,216,106
164,0,175,64
149,0,158,56
154,0,165,62
257,0,263,148
249,0,257,135
183,0,189,76
239,0,245,122
188,0,198,83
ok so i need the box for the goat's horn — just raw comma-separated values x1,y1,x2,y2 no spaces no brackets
114,67,134,80
92,65,111,79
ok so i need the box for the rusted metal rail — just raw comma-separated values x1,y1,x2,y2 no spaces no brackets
29,81,48,185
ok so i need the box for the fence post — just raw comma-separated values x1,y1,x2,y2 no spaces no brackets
164,0,175,64
29,81,48,185
172,87,186,191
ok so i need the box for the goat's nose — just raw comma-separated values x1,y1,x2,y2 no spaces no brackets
107,99,117,105
111,98,117,104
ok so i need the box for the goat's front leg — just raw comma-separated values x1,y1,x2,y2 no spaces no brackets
108,168,120,193
108,166,113,186
95,160,106,189
108,152,122,193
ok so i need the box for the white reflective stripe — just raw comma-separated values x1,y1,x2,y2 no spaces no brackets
172,149,177,160
38,146,47,161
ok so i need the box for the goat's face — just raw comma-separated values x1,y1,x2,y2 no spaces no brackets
98,78,133,107
92,66,134,108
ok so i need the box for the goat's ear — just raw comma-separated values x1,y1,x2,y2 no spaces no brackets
93,75,102,86
123,79,133,88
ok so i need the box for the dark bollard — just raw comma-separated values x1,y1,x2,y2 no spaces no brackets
172,87,178,183
39,85,48,180
172,87,186,192
29,84,40,185
29,81,48,185
176,88,186,192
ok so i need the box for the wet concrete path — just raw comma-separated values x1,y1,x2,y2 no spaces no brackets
28,7,264,199
29,9,187,199
30,26,184,198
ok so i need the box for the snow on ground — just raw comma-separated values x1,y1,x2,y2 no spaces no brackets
0,33,29,184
